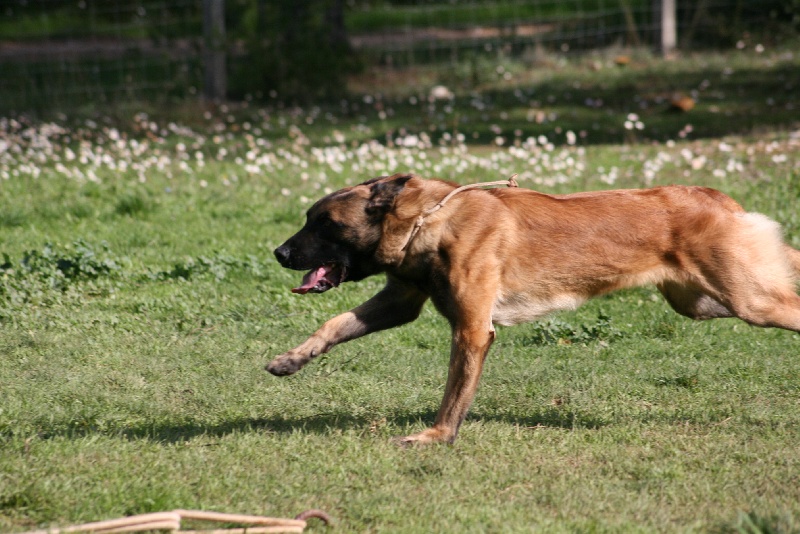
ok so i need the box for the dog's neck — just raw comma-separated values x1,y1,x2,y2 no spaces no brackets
399,176,519,251
374,176,519,267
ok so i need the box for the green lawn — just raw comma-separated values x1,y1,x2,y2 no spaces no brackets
1,48,800,532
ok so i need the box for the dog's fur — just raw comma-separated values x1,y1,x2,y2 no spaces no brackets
269,174,800,444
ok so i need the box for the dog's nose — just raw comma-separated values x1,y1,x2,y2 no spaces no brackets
274,244,291,266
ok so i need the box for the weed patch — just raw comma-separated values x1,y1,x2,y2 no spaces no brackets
0,208,28,228
150,253,268,282
16,240,121,281
653,372,700,389
0,240,121,312
114,191,155,217
517,311,623,346
725,511,798,534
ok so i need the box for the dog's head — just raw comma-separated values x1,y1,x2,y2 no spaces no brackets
274,174,414,294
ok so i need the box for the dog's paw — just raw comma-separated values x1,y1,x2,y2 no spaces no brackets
392,427,455,446
265,355,304,376
266,344,322,376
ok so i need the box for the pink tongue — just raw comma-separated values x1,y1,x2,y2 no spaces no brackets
292,265,336,294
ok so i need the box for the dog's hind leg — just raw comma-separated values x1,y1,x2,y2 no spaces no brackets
718,272,800,332
267,277,428,376
733,294,800,331
659,280,800,331
688,213,800,332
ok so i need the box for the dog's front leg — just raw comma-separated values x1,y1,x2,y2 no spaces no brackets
267,279,427,376
398,316,496,445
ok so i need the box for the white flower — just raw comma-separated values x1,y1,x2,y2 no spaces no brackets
428,85,454,101
691,156,707,170
400,135,419,148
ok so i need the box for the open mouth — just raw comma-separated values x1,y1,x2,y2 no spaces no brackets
291,264,347,294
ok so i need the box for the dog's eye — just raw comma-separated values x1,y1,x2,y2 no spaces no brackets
313,213,345,239
317,213,342,229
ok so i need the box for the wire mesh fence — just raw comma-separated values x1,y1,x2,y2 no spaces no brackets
1,0,201,112
1,0,795,112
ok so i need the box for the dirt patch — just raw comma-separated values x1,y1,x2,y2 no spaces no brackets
349,24,556,50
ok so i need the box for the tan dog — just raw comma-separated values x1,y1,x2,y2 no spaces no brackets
269,174,800,444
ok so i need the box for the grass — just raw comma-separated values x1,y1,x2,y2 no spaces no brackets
346,0,646,33
1,47,800,532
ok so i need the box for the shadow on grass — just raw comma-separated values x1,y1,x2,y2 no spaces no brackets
479,407,609,431
116,411,439,443
23,407,609,444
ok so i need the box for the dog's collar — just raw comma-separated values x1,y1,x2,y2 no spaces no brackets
400,175,519,251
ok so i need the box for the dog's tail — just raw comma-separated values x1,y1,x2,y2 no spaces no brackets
785,245,800,278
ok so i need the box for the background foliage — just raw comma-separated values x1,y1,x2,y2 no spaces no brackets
1,0,799,110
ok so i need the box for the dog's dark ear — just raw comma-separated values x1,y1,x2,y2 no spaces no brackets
365,174,412,216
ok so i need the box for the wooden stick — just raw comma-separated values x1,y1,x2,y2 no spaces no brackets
176,510,305,527
96,519,182,533
18,508,326,534
21,512,182,533
180,528,304,534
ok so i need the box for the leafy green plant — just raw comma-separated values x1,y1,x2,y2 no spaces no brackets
24,240,120,280
1,239,121,293
152,253,267,281
518,311,622,346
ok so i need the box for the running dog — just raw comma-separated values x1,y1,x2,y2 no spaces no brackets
269,174,800,444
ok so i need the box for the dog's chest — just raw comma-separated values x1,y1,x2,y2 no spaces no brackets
491,291,585,326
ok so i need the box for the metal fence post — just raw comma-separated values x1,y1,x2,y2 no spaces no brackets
203,0,226,101
653,0,677,56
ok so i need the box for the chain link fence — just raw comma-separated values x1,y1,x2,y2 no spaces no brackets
1,0,796,112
